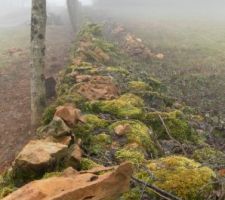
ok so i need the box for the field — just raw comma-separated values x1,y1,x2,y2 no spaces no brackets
124,18,225,124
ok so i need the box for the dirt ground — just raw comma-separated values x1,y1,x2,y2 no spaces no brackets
0,24,73,172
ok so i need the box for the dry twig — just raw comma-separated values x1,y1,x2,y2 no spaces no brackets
132,176,182,200
158,114,187,155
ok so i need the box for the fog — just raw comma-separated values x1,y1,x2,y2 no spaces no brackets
1,0,225,28
91,0,225,20
0,0,93,27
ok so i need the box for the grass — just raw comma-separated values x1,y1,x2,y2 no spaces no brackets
123,17,225,119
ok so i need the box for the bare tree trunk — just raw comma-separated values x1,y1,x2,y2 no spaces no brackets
67,0,80,32
30,0,47,128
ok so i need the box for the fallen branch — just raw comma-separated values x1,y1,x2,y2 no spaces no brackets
158,114,187,155
132,176,182,200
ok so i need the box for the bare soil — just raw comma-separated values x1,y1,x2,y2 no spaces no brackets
0,25,73,172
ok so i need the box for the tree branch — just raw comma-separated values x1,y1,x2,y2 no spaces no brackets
132,176,182,200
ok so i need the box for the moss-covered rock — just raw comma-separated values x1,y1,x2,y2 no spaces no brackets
56,93,85,107
41,93,86,126
80,158,100,170
147,156,215,200
110,120,157,155
73,114,109,146
145,110,198,143
86,93,144,119
74,114,109,135
38,116,71,138
193,147,225,169
115,147,145,166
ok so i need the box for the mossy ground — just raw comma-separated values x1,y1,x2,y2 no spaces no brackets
193,147,225,169
145,110,199,143
2,23,218,200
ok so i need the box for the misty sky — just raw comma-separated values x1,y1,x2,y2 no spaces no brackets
80,0,93,5
49,0,93,6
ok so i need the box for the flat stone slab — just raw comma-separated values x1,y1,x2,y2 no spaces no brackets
4,162,133,200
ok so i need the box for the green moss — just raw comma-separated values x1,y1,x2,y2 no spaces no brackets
145,111,198,143
147,76,162,90
74,65,94,72
140,91,175,108
110,120,157,155
193,147,225,168
56,83,71,96
78,23,102,38
0,186,15,199
80,158,100,170
42,105,57,125
56,93,85,108
115,148,145,166
86,94,144,119
90,133,112,155
74,114,109,146
75,114,109,134
42,171,62,179
119,187,141,200
105,66,129,75
94,38,117,55
147,156,215,200
0,171,16,199
128,81,150,91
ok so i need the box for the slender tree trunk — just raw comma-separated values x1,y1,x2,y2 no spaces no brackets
67,0,80,32
30,0,47,128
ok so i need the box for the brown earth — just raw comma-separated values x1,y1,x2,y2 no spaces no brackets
0,25,73,172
